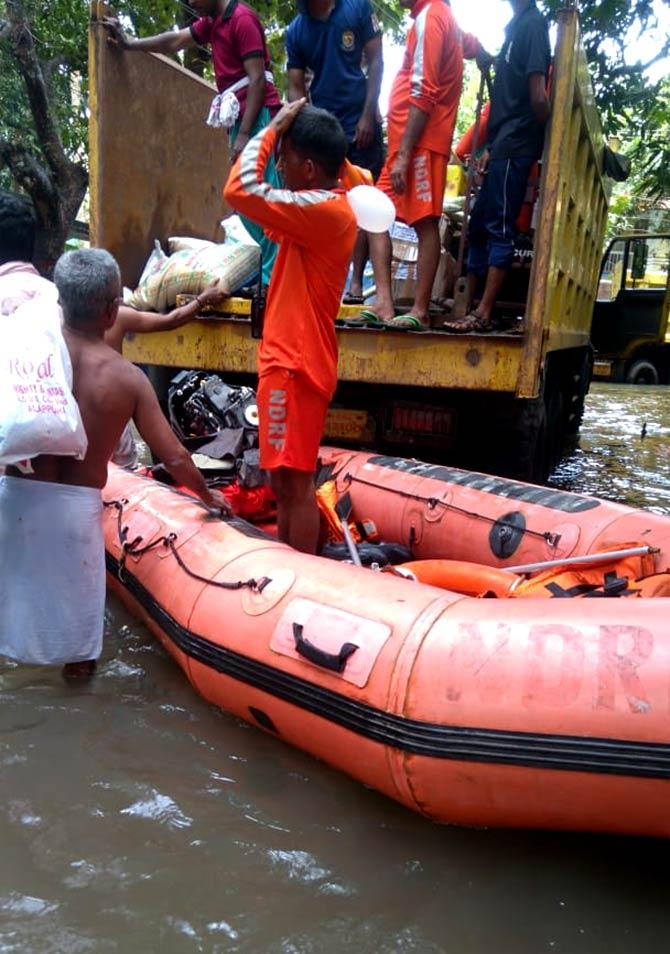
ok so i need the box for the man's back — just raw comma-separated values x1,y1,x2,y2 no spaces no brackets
387,0,476,156
224,123,358,398
31,334,142,489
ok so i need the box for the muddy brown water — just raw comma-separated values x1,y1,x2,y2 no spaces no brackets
2,383,670,954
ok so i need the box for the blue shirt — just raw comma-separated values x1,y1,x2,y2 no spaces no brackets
285,0,381,140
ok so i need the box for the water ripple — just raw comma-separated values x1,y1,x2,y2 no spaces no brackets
119,789,193,830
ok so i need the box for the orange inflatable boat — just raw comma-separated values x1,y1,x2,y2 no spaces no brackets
103,448,670,837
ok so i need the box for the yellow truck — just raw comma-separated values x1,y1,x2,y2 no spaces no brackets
592,233,670,385
88,3,610,482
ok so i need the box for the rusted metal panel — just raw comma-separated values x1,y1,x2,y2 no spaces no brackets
122,321,523,391
88,1,228,287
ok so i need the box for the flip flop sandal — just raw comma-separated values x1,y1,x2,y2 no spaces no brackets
342,294,365,305
346,309,387,328
442,312,493,334
387,314,428,330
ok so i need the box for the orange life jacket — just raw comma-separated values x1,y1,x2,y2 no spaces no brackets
511,543,660,599
315,480,377,545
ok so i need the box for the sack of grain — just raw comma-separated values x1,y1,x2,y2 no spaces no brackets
167,236,216,254
128,239,260,311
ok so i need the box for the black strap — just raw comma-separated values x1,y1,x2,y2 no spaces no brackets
546,581,600,598
292,623,358,674
601,572,630,596
546,572,635,599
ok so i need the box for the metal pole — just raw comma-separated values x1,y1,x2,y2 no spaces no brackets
505,545,658,575
341,518,363,567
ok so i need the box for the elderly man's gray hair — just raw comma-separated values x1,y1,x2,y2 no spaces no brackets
54,248,121,326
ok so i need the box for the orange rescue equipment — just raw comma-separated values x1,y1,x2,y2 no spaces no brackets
511,544,658,599
400,560,521,597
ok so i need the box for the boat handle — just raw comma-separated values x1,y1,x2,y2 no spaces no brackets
292,623,358,674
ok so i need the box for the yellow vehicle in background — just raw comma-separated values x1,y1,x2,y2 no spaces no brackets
592,233,670,385
88,3,611,481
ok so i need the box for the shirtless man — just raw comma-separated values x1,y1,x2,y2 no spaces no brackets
0,248,224,682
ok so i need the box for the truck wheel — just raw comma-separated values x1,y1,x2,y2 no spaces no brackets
505,397,548,484
626,360,659,385
544,387,564,475
565,347,593,435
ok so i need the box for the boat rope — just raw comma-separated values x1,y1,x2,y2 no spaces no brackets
343,473,561,547
104,499,271,593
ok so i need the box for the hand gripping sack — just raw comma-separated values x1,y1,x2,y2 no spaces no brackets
0,299,88,466
127,239,260,311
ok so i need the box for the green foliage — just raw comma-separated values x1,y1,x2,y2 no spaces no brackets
542,0,668,137
626,77,670,199
539,1,670,213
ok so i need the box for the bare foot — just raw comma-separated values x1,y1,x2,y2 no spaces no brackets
62,659,97,685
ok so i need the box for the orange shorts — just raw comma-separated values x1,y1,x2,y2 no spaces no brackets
257,369,330,473
377,148,448,225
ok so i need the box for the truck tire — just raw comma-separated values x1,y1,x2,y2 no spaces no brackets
544,387,564,475
503,397,548,484
625,360,659,385
565,347,593,435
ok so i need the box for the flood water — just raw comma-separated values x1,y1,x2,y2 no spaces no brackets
2,383,670,954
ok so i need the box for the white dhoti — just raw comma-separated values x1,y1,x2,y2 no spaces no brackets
111,422,139,470
0,476,105,664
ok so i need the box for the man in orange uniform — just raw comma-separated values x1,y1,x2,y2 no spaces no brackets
359,0,488,329
224,100,357,553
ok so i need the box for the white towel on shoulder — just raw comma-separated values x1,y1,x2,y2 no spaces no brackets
0,475,105,665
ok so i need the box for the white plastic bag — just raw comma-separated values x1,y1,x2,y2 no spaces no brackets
220,214,260,248
0,299,88,466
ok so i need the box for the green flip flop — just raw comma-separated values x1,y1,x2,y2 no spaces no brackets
387,314,428,330
346,308,387,328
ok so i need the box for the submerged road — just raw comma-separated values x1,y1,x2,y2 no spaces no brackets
0,383,669,953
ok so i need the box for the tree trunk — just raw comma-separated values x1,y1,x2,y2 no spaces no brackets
33,164,87,274
1,0,87,274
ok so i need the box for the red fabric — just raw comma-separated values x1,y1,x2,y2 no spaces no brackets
220,481,276,520
377,148,447,225
224,126,358,398
257,369,329,473
455,102,491,162
143,473,277,522
386,0,479,157
191,2,280,112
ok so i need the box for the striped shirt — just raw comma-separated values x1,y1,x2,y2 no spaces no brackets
224,126,358,398
387,0,479,156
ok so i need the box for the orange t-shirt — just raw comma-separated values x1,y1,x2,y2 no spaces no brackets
387,0,479,157
224,126,358,399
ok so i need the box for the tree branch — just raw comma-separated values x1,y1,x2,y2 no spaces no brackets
43,53,73,87
0,138,56,211
3,0,70,181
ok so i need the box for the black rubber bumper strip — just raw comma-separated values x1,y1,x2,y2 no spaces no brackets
107,552,670,780
367,456,600,514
